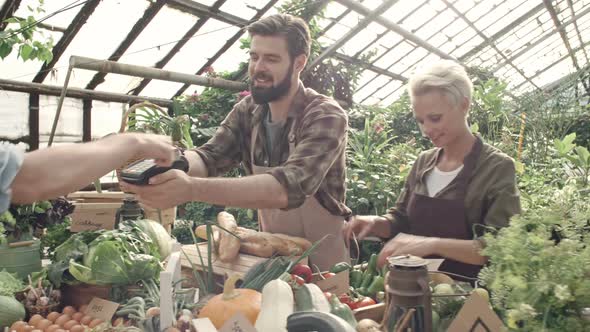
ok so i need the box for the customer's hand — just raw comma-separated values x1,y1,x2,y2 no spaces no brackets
130,133,176,166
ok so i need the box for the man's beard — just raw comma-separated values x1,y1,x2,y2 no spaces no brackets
250,61,294,104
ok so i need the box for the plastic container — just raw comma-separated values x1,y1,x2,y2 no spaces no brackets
0,239,42,278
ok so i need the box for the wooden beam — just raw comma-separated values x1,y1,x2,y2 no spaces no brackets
441,0,540,90
173,0,280,97
543,0,589,93
86,0,167,90
71,55,246,91
32,0,101,83
0,78,173,106
0,0,21,31
28,93,39,150
131,0,228,96
459,3,546,61
82,99,91,142
167,0,245,26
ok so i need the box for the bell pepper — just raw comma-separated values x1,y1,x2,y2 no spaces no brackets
352,296,376,309
349,269,363,288
329,262,351,274
329,294,357,328
367,275,384,297
291,263,313,283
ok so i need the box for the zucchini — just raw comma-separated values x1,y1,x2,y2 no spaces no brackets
286,311,356,332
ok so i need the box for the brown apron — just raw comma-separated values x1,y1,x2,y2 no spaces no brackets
406,138,483,281
250,120,349,271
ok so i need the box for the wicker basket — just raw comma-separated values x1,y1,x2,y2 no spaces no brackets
25,301,61,317
115,101,169,184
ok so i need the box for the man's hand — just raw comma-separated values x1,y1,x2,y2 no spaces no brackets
122,169,194,209
377,233,438,267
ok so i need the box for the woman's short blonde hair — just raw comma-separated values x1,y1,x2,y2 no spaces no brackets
408,59,473,108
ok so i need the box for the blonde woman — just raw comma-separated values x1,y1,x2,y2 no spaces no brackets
343,60,520,280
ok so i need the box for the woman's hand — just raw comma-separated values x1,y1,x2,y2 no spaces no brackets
343,215,390,243
377,233,438,267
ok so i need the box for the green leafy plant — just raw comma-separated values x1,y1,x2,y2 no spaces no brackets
479,186,590,331
0,0,53,63
1,198,73,244
554,133,590,187
126,102,194,149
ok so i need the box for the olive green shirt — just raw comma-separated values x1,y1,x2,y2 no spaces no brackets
384,138,521,241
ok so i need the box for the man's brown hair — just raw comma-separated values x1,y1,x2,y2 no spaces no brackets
246,14,311,59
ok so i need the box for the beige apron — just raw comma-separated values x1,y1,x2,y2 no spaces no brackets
250,120,349,271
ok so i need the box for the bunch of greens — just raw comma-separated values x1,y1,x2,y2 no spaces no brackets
0,269,25,296
479,186,590,331
0,198,74,244
47,222,162,287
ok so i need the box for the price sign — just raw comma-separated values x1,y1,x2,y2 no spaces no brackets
85,297,120,322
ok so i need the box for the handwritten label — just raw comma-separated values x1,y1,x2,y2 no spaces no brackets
219,313,256,332
70,205,117,232
85,297,119,322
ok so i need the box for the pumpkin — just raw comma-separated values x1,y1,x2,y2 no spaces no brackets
198,274,262,328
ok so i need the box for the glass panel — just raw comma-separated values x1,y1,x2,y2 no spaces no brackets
354,75,391,102
380,87,406,106
530,57,574,88
219,0,258,19
14,0,82,27
373,41,415,68
98,6,198,94
383,0,428,25
338,22,387,56
39,96,83,144
91,100,125,139
43,0,150,87
0,91,29,139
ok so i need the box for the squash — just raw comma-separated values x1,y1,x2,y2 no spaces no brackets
217,212,241,262
255,279,294,332
294,283,331,313
198,275,261,328
0,295,26,328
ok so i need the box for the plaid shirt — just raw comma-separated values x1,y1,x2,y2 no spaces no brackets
194,83,352,218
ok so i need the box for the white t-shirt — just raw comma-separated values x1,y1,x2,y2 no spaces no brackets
425,164,464,197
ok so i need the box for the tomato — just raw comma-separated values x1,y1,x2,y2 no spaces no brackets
322,272,336,279
354,296,376,309
291,264,313,283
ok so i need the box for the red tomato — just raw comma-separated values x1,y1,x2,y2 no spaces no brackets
322,272,336,279
291,264,313,283
291,274,306,286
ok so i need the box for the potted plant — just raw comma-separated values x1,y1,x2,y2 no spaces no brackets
0,198,74,278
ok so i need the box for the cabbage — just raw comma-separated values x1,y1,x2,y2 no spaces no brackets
132,219,172,260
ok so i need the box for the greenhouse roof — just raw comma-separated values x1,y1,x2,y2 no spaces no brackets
1,0,589,108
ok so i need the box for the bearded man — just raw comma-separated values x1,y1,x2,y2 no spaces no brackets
123,14,350,269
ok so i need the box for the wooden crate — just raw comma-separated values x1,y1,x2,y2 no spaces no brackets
67,191,175,232
180,243,267,277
